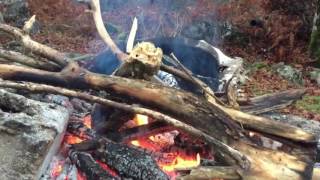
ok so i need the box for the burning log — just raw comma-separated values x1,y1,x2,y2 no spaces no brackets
94,139,170,180
69,150,120,180
72,139,170,180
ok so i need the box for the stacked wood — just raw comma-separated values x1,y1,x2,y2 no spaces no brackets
0,0,318,179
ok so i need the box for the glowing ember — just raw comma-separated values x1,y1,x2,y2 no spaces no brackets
97,161,118,177
159,153,201,172
130,114,149,146
50,159,64,179
134,114,149,125
130,114,201,173
83,115,92,128
64,134,84,144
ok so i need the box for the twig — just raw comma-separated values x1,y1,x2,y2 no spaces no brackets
0,79,250,169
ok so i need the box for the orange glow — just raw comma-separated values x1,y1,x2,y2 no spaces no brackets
50,160,64,178
130,114,149,146
131,140,140,146
83,115,92,129
159,153,201,172
64,134,83,144
130,114,201,173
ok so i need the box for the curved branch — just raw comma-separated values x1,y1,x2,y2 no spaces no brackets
90,0,129,62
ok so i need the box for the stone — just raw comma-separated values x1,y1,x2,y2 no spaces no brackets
309,69,320,86
2,0,30,28
0,89,69,180
272,62,304,85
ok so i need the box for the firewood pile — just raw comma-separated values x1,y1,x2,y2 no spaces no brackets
0,0,318,179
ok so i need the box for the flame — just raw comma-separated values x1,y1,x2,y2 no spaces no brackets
130,114,201,173
130,114,149,146
159,153,200,172
134,114,149,125
83,115,92,129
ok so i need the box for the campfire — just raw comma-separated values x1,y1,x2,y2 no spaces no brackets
47,112,206,179
0,0,318,180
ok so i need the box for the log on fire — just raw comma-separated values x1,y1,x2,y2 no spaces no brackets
72,139,170,180
69,150,119,180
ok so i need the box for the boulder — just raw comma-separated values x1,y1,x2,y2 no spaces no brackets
0,89,69,180
272,62,304,85
2,0,30,27
310,69,320,86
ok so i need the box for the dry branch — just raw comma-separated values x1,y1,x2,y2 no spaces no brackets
0,48,60,71
0,23,68,67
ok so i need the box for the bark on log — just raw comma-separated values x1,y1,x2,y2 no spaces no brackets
73,139,169,180
241,89,307,114
177,166,241,180
69,150,119,180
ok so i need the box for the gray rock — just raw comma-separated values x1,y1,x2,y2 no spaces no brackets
0,0,23,5
0,89,69,180
2,0,30,27
310,68,320,86
272,62,304,85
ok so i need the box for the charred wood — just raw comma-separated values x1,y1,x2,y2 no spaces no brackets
67,121,96,139
69,150,119,180
120,121,173,142
93,139,169,180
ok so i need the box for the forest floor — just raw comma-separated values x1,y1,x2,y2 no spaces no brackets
1,0,319,120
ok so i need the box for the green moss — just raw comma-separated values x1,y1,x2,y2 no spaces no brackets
245,61,269,75
296,96,320,114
